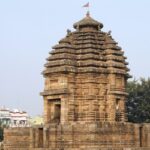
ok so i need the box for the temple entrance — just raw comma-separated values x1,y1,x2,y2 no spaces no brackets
38,128,43,148
54,104,61,122
47,99,61,123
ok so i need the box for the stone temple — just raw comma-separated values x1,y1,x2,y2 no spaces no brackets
4,12,150,150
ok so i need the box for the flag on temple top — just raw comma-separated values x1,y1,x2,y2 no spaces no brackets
83,2,89,7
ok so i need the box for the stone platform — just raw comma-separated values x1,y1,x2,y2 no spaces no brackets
4,122,150,150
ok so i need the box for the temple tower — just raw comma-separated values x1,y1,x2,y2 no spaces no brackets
41,12,129,124
4,13,150,150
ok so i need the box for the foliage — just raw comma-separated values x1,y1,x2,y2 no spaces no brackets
126,78,150,123
0,121,3,142
0,128,3,142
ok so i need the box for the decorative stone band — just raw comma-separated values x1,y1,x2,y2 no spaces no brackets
40,88,69,96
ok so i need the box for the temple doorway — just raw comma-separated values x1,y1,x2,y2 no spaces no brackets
54,104,61,122
48,98,61,123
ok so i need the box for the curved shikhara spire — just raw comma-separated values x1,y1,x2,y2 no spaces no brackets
43,14,129,78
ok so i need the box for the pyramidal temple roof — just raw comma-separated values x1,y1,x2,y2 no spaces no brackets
43,13,129,77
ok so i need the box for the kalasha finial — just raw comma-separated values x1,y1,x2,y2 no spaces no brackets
108,30,112,35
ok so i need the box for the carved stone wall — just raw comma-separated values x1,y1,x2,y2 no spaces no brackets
4,127,30,150
4,123,150,149
42,72,127,124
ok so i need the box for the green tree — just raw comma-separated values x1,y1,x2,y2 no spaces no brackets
0,121,4,142
0,128,3,142
126,78,150,123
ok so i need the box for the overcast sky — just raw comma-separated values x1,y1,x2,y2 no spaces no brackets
0,0,150,116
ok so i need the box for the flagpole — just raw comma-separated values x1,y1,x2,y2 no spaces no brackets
82,2,90,16
87,2,90,16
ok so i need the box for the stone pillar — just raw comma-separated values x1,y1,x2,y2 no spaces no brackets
43,127,49,148
142,124,150,147
44,97,50,124
107,74,116,122
35,128,39,148
29,128,35,148
107,95,116,121
133,124,140,147
61,97,65,124
119,98,126,122
147,131,150,147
